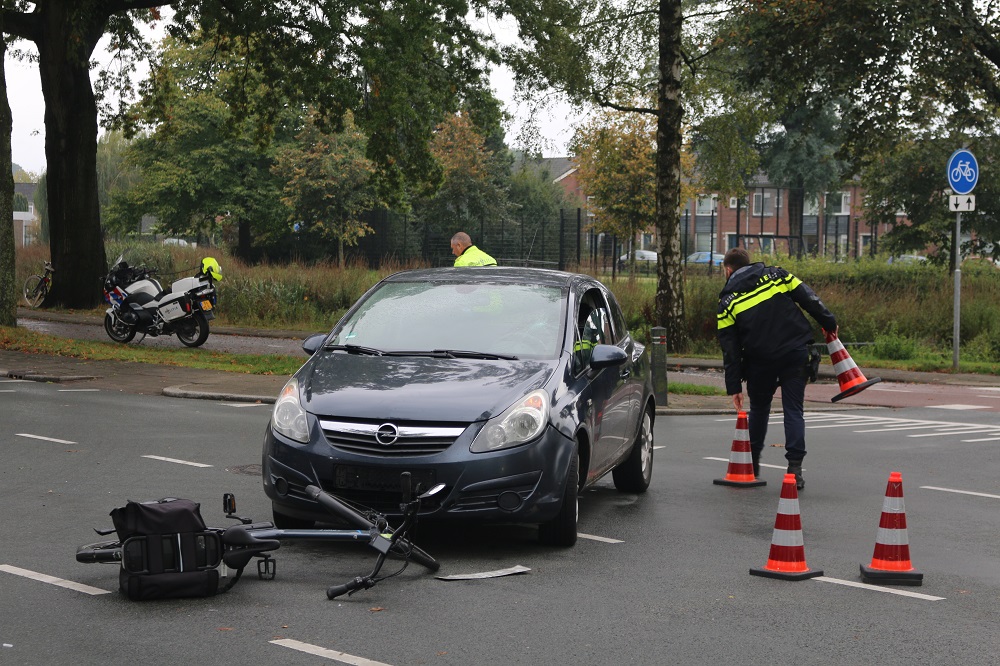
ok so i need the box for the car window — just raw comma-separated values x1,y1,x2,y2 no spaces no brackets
330,281,567,359
574,289,615,372
608,293,627,341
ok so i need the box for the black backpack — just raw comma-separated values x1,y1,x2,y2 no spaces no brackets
110,498,222,601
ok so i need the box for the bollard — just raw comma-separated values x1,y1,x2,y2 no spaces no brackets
650,326,668,406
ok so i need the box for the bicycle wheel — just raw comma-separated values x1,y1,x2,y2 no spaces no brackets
22,275,46,308
390,538,439,572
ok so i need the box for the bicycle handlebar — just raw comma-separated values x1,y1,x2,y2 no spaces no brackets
327,576,372,599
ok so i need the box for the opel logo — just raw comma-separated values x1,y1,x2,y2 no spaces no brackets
375,423,399,445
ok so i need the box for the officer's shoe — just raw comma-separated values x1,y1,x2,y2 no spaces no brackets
787,463,804,490
752,452,761,479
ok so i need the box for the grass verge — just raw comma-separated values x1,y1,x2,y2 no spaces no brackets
0,326,303,376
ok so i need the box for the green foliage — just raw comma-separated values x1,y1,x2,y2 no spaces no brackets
12,192,28,212
871,325,917,361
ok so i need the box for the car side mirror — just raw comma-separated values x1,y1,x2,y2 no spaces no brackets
589,344,627,370
302,333,326,356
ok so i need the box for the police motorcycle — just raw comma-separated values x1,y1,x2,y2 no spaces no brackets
102,254,222,347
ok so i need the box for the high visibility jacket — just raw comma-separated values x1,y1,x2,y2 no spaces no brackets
454,245,497,267
717,262,836,395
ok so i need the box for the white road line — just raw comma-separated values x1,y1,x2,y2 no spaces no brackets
869,386,913,392
920,486,1000,500
961,437,1000,442
142,455,212,468
813,576,944,601
578,533,624,544
653,445,665,450
57,389,100,392
222,403,267,408
16,433,76,444
270,639,392,665
928,404,990,410
0,564,111,596
907,429,999,438
853,424,943,432
972,387,1000,392
0,389,14,393
975,395,1000,399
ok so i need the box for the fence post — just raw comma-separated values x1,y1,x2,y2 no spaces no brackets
558,209,566,271
650,326,668,407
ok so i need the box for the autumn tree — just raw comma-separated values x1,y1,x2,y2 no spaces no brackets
273,111,382,266
571,105,656,267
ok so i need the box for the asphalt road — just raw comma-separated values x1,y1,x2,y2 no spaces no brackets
4,380,1000,664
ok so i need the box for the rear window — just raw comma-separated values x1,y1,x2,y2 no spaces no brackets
330,281,567,359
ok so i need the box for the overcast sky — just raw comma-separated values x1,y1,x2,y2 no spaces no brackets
5,19,578,177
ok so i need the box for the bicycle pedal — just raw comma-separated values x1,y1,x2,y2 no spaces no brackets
258,555,276,580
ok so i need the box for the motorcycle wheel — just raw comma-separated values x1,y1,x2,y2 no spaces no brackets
176,311,210,348
104,312,136,343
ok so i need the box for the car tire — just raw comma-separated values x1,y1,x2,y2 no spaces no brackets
538,446,579,547
612,406,653,493
272,508,315,529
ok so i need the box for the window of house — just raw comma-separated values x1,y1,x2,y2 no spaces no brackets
696,195,717,216
826,192,850,215
803,196,819,216
752,191,774,216
759,233,775,254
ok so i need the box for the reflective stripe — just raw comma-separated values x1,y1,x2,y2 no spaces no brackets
777,497,800,515
833,359,857,375
876,527,910,546
880,497,906,512
771,529,804,548
717,273,801,330
729,451,752,464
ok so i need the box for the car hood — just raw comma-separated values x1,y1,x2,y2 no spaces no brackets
298,353,559,422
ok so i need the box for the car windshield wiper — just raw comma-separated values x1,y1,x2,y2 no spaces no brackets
380,349,519,360
324,344,384,356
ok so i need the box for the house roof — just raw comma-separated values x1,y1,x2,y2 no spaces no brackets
513,155,577,184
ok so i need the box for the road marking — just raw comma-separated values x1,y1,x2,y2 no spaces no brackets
870,386,913,392
961,436,1000,442
222,402,267,408
928,404,990,410
972,387,1000,392
579,533,624,544
270,638,392,665
16,433,76,444
907,429,998,438
814,576,944,601
920,486,1000,500
0,564,111,596
142,455,212,468
0,389,14,393
57,388,100,392
975,395,1000,399
653,445,665,450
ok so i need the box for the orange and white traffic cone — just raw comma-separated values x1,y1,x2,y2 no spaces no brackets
860,472,923,586
713,411,766,487
750,473,823,580
826,330,881,402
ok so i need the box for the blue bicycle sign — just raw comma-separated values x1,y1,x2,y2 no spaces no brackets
947,149,979,195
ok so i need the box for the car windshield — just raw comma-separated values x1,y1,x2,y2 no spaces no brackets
328,281,567,359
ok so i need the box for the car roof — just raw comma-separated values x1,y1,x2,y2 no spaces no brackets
382,266,598,290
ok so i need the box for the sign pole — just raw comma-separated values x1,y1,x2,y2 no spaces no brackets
953,212,961,371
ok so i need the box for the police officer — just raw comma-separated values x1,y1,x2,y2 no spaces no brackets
451,232,497,267
716,248,837,489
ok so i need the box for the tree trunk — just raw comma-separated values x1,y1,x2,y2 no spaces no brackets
238,219,252,260
36,2,108,308
654,0,687,353
0,28,15,327
787,174,804,258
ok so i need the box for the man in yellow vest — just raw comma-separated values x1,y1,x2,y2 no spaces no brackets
451,232,497,267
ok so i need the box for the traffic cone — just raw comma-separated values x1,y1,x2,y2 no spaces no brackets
826,330,881,402
713,411,766,487
750,473,823,580
860,472,923,586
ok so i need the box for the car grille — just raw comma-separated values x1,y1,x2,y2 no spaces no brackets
319,418,468,457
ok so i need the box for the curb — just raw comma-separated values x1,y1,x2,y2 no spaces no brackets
162,385,276,404
3,370,98,383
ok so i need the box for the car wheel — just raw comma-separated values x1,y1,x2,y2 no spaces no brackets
272,508,315,529
538,446,579,547
612,406,653,493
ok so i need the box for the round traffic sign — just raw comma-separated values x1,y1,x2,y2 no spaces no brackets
947,149,979,195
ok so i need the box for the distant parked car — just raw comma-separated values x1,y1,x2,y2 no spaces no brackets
617,249,658,271
887,254,927,264
686,252,725,266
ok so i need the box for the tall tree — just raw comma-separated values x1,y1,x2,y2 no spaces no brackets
571,105,656,259
273,111,382,266
0,22,14,327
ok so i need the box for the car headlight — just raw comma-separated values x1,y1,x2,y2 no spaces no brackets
272,378,309,443
471,389,550,453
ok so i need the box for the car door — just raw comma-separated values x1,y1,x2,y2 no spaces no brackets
574,288,632,480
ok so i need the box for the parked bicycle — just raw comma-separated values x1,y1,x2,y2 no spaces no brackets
76,471,442,600
22,261,54,308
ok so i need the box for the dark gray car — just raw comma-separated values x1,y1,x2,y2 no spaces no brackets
262,267,655,546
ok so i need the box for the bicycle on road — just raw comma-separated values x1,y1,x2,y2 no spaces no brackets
23,261,55,308
76,471,443,600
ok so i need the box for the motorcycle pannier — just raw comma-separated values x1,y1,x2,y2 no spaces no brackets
110,498,221,601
